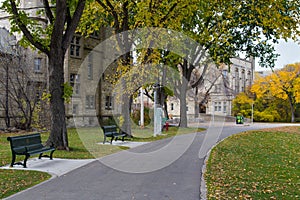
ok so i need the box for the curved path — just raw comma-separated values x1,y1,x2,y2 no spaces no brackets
5,123,296,200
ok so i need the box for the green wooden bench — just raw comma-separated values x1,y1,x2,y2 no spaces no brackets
7,133,55,168
101,125,127,144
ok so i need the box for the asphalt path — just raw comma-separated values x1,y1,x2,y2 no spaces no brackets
5,123,296,200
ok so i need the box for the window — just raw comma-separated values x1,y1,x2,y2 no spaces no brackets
223,102,227,113
34,58,42,72
214,102,221,111
222,70,228,79
235,68,239,93
214,102,218,112
85,95,95,109
87,53,93,80
247,71,251,86
73,104,78,114
70,74,80,85
171,103,174,111
242,69,246,92
70,36,82,57
70,74,80,95
105,96,113,110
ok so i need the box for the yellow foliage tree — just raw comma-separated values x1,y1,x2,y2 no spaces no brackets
251,63,300,122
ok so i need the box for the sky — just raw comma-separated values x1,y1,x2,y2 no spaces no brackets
256,39,300,71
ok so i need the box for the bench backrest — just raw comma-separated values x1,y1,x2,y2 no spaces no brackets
101,125,118,133
7,133,43,153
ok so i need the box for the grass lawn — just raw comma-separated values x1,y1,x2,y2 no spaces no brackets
205,126,300,200
0,126,202,198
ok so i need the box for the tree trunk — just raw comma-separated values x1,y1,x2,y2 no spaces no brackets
164,101,169,119
194,87,199,118
47,51,68,150
121,92,132,136
179,78,188,128
288,95,295,123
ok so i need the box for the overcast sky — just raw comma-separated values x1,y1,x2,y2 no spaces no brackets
256,39,300,71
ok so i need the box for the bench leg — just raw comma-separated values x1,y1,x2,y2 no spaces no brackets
50,150,55,160
10,153,16,167
23,155,30,168
39,153,43,159
110,136,114,144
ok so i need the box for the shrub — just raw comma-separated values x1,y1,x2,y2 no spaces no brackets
131,107,151,126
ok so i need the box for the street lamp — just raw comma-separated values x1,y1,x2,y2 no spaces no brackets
140,88,144,127
153,83,162,137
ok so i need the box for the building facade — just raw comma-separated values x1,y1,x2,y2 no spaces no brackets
0,0,49,129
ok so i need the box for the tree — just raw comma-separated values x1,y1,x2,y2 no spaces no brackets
1,0,86,149
251,63,300,122
232,92,254,118
60,0,299,131
0,45,47,130
171,0,300,127
79,0,197,133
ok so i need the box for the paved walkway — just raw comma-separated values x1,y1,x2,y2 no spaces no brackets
1,141,149,177
3,122,297,200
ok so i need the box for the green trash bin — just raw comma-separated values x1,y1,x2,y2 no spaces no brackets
236,115,244,124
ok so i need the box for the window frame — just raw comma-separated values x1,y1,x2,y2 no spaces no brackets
34,57,42,73
70,35,82,58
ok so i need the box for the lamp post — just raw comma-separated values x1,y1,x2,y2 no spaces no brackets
153,83,162,136
140,88,144,127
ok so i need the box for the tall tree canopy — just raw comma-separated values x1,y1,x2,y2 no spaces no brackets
79,0,300,128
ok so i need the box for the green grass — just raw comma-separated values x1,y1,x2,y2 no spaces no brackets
205,126,300,200
0,169,51,198
0,126,202,198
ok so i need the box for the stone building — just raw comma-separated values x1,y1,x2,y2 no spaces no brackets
205,57,255,116
0,0,49,129
0,27,48,128
64,28,120,127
